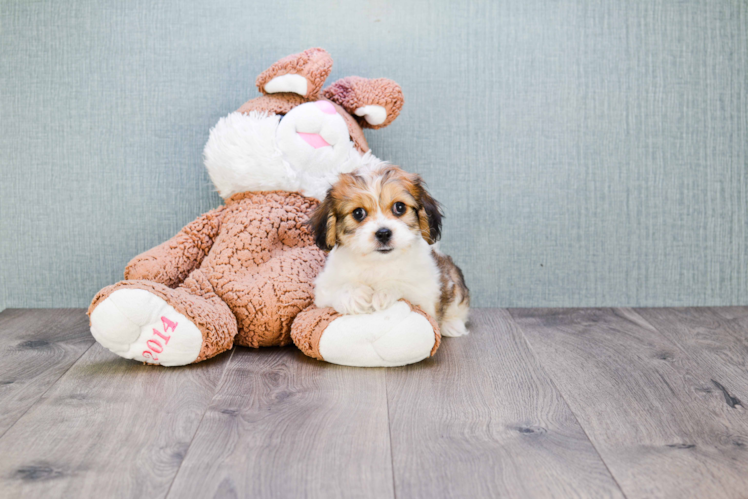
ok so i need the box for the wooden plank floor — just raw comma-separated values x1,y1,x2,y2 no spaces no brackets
0,307,746,498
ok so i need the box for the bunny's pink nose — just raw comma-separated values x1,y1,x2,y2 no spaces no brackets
316,100,337,114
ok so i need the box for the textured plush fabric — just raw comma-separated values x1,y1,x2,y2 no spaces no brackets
214,191,326,347
124,207,225,288
256,47,332,100
290,305,341,361
323,77,404,129
2,1,747,310
92,191,327,353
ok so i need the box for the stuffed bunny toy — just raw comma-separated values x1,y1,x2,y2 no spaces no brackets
88,48,440,367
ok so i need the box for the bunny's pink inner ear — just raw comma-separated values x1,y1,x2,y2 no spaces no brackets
322,77,404,129
255,48,333,100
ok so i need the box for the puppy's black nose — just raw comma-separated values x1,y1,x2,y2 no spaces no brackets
375,228,392,243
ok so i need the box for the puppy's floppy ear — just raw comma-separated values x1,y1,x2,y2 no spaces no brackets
413,175,443,244
307,190,337,251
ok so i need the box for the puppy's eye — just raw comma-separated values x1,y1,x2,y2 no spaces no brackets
352,208,367,222
392,202,407,216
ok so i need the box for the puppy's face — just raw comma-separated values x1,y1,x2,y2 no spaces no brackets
309,166,442,256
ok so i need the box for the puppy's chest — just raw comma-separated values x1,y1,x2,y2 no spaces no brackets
362,254,440,299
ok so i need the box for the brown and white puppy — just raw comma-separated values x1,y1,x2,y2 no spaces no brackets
309,166,470,337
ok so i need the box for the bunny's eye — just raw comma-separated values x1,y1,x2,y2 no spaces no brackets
352,208,367,222
392,202,407,216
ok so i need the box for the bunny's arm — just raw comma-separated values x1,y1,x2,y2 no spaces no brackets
124,207,225,287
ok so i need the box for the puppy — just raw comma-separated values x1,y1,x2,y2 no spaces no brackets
308,165,470,337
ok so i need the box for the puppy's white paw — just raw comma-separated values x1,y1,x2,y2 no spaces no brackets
335,286,374,315
440,318,469,337
372,289,398,312
90,289,203,366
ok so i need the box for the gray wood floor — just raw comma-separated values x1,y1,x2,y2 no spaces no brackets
0,307,746,498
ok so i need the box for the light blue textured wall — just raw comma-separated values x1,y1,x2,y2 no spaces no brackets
1,0,746,309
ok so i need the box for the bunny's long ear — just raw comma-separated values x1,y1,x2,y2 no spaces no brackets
255,48,333,100
322,77,404,129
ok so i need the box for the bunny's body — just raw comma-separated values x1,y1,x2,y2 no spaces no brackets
88,48,441,367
